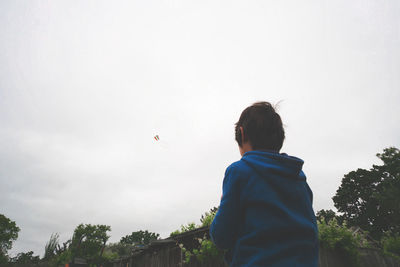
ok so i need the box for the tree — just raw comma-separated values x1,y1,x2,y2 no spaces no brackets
11,251,40,265
120,230,160,246
43,233,60,260
103,242,133,258
46,238,72,267
70,224,111,263
0,214,20,264
316,209,343,225
333,147,400,239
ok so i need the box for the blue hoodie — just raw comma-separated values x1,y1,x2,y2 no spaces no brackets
210,150,318,267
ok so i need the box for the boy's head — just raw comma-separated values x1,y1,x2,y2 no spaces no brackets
235,102,285,153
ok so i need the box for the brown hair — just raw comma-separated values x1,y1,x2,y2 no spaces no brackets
235,102,285,151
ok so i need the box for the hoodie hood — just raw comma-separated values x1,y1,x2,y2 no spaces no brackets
210,150,318,267
241,150,305,180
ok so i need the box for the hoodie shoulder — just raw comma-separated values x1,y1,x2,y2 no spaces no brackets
241,151,305,180
226,159,253,177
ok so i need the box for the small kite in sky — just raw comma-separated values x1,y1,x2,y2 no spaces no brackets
153,134,169,149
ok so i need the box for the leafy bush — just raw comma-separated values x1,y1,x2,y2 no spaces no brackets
0,253,8,265
104,242,135,257
318,218,363,266
0,251,9,266
173,208,224,264
169,230,181,237
51,249,72,266
200,207,218,227
179,234,224,264
101,249,119,261
382,232,400,261
170,222,197,237
316,209,345,225
11,251,40,264
180,222,197,232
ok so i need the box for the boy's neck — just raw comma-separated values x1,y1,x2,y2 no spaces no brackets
239,142,253,156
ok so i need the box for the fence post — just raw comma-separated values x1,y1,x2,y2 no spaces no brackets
180,247,183,267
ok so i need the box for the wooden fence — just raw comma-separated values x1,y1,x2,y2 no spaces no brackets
109,226,400,267
110,227,224,267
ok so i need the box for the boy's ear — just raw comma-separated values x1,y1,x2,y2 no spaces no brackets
240,127,245,145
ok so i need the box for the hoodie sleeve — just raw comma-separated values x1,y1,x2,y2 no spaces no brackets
210,164,244,250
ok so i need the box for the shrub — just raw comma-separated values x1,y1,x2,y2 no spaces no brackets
174,208,224,264
200,207,218,227
171,207,219,237
179,234,224,264
382,232,400,261
318,218,361,267
101,249,119,261
51,249,72,266
0,253,8,265
170,222,197,237
104,242,135,257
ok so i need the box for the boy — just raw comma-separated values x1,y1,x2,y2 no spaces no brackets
210,102,318,266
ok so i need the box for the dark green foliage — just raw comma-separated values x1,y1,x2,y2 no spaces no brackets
200,207,218,227
180,234,224,264
0,214,20,263
120,230,159,246
171,207,219,237
316,209,337,223
70,224,111,263
43,233,59,260
10,251,40,265
318,218,364,267
170,223,197,237
382,232,400,261
0,253,8,265
177,208,224,264
57,239,71,255
48,239,72,265
333,147,400,239
316,209,344,225
51,249,72,266
104,242,134,258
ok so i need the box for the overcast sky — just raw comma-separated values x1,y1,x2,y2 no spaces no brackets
1,0,399,257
